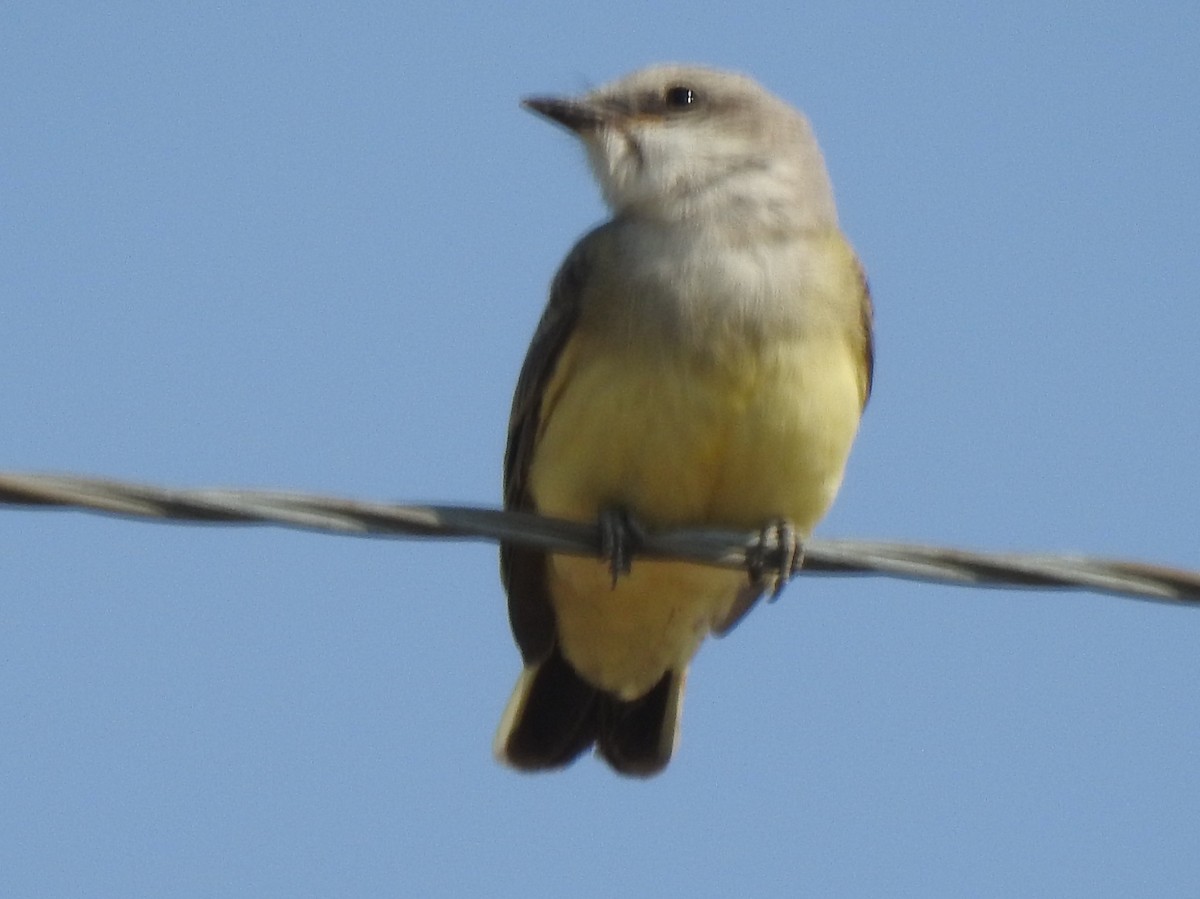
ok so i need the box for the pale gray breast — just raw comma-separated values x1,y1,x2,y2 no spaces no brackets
579,218,843,352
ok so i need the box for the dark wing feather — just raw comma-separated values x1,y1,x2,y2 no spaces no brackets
500,236,594,663
856,261,875,409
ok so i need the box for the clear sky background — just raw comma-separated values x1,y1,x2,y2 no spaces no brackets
3,3,1199,896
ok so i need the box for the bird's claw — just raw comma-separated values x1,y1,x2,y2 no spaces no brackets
748,519,805,601
598,508,644,588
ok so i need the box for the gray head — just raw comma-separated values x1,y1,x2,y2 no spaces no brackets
523,64,837,230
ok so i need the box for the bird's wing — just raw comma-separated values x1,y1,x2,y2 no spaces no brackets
500,233,596,663
856,260,875,409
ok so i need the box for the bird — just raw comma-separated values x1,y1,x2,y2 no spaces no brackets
494,64,873,776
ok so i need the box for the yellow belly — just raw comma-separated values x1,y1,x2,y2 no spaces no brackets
529,329,863,698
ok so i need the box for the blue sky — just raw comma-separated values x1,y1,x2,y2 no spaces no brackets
3,2,1199,896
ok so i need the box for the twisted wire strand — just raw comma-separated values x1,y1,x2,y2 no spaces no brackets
2,471,1197,606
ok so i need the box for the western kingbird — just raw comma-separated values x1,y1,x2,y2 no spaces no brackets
495,64,873,776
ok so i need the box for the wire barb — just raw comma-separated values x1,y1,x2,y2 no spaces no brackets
2,471,1198,607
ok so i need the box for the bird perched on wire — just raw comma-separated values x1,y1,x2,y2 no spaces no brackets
495,64,873,776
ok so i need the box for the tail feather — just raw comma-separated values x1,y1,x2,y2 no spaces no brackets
494,648,600,770
494,648,684,777
597,668,683,777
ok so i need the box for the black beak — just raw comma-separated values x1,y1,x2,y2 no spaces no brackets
521,96,608,133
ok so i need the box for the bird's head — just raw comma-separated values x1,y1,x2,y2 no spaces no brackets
523,64,837,230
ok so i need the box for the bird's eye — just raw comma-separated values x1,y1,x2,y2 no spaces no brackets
664,85,698,108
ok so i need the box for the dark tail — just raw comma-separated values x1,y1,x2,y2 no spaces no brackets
494,648,683,777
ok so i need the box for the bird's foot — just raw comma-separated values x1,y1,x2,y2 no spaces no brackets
598,507,645,588
747,519,805,601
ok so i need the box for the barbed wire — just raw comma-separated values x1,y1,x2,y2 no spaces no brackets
2,470,1197,607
